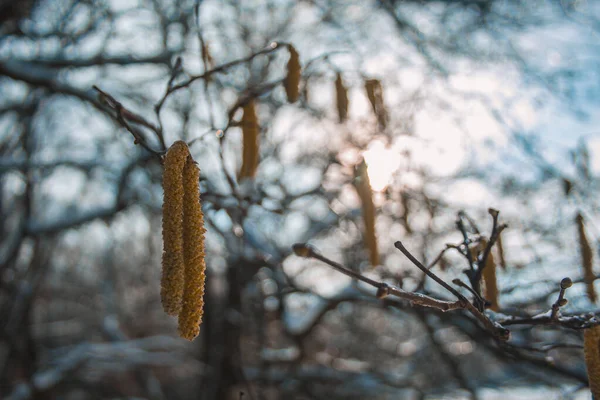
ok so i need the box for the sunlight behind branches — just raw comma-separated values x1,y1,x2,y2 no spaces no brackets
362,139,400,192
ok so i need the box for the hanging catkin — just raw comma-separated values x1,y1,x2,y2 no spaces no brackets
284,45,301,103
584,325,600,398
201,41,214,70
238,100,260,180
365,79,378,113
161,140,207,340
355,161,379,267
161,141,189,316
335,72,348,123
177,156,207,340
439,255,450,272
577,213,596,303
365,79,388,129
563,178,573,197
480,239,499,311
496,231,507,270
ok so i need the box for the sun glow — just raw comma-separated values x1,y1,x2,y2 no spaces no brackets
362,139,401,192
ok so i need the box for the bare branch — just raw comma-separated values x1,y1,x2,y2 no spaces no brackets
292,243,463,312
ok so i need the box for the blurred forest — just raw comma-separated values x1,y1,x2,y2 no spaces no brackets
2,0,600,399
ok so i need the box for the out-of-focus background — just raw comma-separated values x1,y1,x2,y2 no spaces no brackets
1,0,600,399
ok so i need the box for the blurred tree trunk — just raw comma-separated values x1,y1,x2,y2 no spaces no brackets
203,258,254,400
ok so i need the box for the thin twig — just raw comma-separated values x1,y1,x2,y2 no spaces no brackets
92,86,163,156
154,43,286,113
456,212,476,272
393,241,510,340
550,278,572,320
474,209,508,286
453,278,487,307
394,241,466,301
292,244,463,311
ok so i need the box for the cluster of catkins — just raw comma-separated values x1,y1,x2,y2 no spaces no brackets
334,70,390,269
238,44,301,180
157,46,600,400
161,141,206,340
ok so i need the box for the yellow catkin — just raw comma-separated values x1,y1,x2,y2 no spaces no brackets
355,161,379,268
365,79,387,129
563,178,573,197
480,239,499,311
439,255,449,272
496,231,507,270
365,79,378,113
335,72,348,123
584,325,600,398
284,45,301,103
577,213,596,303
201,41,214,70
177,156,207,341
161,141,190,316
238,100,260,180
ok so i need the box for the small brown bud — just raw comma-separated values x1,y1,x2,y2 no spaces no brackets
498,328,511,341
558,298,569,307
560,277,573,289
292,243,313,258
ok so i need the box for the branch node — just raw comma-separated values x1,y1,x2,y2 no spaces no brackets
292,243,314,258
376,283,390,299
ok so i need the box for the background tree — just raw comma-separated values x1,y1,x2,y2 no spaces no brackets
1,0,600,399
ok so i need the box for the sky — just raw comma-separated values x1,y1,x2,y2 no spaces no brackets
3,1,600,397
